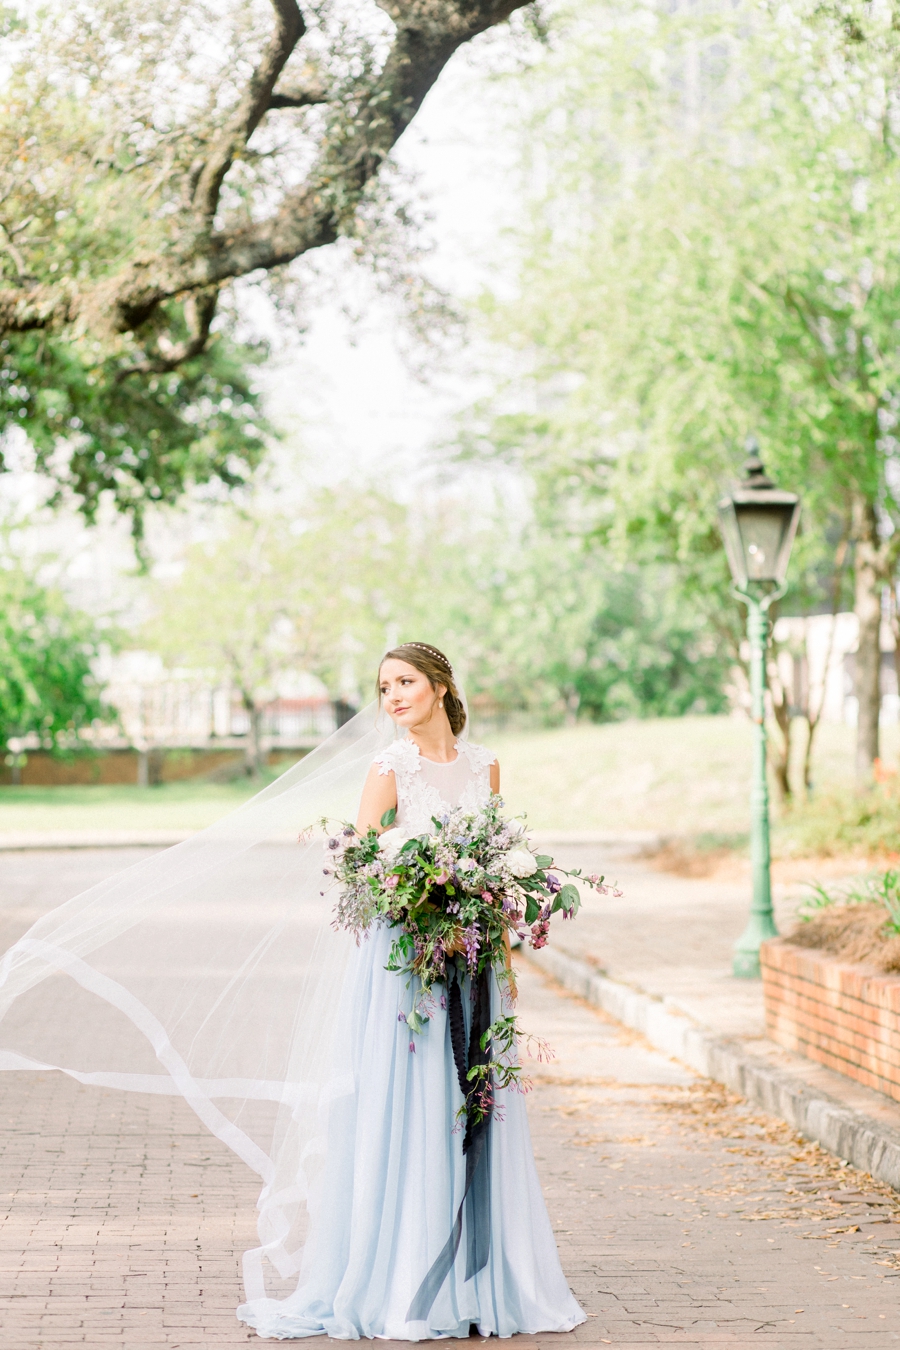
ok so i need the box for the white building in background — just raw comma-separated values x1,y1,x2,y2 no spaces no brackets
771,612,900,726
97,651,338,751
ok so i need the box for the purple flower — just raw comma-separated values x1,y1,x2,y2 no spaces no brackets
530,919,550,950
398,1011,407,1024
463,923,480,972
546,873,562,894
409,1040,416,1054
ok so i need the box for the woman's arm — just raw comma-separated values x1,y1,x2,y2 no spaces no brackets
356,764,398,834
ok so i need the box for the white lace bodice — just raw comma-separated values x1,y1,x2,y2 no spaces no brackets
373,737,497,834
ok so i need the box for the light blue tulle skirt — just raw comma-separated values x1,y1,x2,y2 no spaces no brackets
237,925,585,1340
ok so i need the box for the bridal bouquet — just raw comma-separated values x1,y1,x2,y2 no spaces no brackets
323,796,616,1122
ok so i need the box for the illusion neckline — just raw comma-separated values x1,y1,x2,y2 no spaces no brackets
408,737,462,767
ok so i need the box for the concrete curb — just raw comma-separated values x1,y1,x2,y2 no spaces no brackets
0,831,194,851
528,945,900,1192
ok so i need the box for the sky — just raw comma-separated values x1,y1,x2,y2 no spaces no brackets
1,22,530,617
261,41,523,483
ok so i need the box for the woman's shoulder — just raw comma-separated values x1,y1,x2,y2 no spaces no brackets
457,739,497,770
372,738,420,776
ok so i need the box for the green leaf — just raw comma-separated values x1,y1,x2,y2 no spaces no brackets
535,854,553,869
524,895,541,925
557,883,581,914
380,807,397,828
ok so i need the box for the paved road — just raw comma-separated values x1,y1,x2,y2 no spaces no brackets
2,851,900,1347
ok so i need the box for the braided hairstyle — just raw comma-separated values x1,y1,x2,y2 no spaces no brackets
377,642,466,736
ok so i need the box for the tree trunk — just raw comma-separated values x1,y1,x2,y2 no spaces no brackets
766,656,793,802
803,537,849,795
852,496,883,784
240,690,267,776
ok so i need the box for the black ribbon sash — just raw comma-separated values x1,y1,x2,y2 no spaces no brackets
406,959,493,1323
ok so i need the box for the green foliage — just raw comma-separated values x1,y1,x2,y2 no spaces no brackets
563,567,729,721
0,563,111,754
470,0,900,676
142,488,731,726
777,786,900,858
798,868,900,930
0,330,268,546
399,513,731,722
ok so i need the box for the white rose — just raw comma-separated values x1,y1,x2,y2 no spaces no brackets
378,828,408,860
506,848,537,878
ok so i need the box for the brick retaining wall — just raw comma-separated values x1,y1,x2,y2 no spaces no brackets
761,937,900,1102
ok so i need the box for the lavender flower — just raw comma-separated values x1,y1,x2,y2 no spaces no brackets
463,923,480,972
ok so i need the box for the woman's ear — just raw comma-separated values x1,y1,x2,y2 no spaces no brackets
436,684,448,702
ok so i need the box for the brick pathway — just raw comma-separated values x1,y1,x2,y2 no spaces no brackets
3,852,900,1347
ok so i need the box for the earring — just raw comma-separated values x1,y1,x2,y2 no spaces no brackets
439,700,444,709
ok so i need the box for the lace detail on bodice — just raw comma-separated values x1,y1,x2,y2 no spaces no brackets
374,737,496,834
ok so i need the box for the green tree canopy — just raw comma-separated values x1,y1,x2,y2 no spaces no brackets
466,0,900,778
141,486,730,758
0,562,111,767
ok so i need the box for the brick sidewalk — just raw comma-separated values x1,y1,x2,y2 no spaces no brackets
3,851,900,1347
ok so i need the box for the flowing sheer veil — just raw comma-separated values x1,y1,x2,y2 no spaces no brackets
0,696,467,1300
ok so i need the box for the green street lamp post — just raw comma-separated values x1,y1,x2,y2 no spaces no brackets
718,448,801,979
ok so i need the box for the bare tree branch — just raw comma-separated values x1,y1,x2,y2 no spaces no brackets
115,289,220,380
0,0,530,352
268,79,329,109
193,0,306,220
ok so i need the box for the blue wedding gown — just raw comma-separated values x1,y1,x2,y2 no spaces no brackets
237,739,585,1341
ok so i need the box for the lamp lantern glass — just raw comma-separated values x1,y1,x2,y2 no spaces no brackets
718,453,801,592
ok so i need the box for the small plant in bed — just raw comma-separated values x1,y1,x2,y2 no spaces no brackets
774,775,900,858
790,870,900,972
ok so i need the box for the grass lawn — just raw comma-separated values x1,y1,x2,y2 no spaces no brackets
1,715,896,843
0,779,265,835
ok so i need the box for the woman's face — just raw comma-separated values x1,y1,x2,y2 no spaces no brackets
379,659,447,729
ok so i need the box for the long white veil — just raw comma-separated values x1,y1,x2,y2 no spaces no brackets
0,700,429,1301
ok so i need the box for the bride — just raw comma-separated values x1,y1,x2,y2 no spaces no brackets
0,641,584,1341
238,642,585,1339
